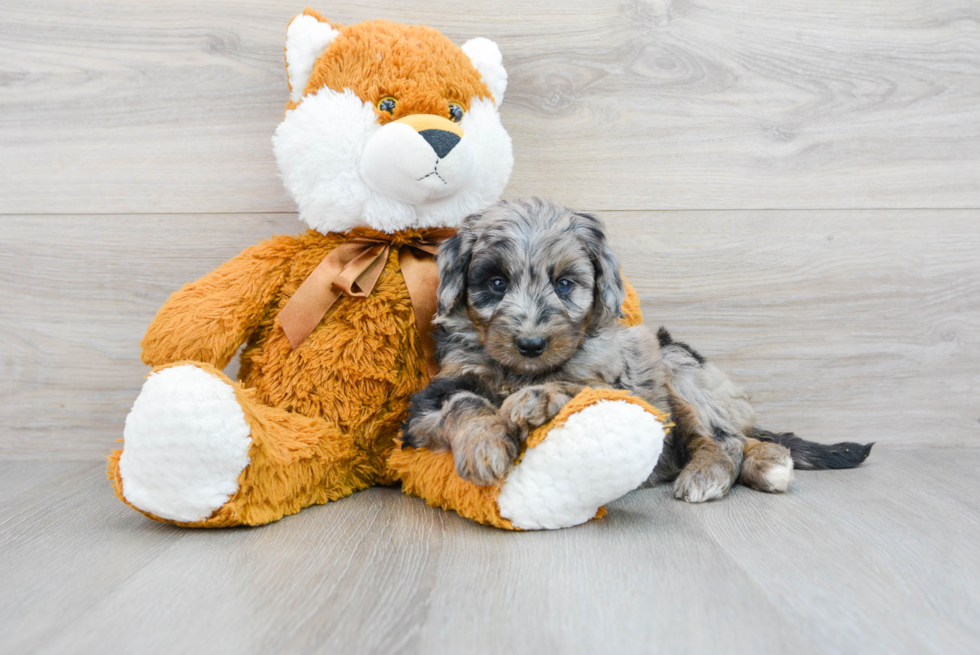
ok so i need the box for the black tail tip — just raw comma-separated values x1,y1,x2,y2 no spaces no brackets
811,440,875,470
754,429,875,470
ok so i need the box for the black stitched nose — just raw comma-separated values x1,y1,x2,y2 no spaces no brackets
515,336,547,358
418,129,461,159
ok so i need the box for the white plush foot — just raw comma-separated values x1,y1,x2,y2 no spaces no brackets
496,400,666,530
118,365,252,523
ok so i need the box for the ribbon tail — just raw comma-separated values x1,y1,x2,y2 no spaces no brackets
399,247,442,379
279,241,388,350
279,274,344,350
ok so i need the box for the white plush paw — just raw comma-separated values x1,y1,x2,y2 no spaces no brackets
118,365,252,523
496,400,666,530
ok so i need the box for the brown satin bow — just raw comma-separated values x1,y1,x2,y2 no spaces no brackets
278,229,456,378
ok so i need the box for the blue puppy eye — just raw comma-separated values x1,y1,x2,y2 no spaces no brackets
489,277,508,294
555,279,574,296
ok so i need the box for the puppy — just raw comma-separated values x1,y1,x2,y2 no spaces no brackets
402,197,872,501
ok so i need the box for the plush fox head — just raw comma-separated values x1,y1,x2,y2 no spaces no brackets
273,10,514,234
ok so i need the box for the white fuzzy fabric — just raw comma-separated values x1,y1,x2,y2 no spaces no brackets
462,38,507,104
497,400,666,530
359,121,475,205
285,14,340,104
119,365,252,523
273,89,513,234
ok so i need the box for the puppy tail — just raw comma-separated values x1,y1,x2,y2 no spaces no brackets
751,428,874,470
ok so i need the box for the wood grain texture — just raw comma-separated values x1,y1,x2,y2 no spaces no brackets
1,0,978,214
0,210,977,459
1,451,978,654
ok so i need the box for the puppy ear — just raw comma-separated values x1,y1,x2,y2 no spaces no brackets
437,220,478,314
285,11,341,104
573,212,626,328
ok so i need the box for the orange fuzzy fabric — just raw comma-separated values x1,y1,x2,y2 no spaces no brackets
620,278,643,328
286,9,494,115
389,388,670,530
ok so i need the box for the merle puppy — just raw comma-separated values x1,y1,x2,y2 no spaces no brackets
402,197,872,501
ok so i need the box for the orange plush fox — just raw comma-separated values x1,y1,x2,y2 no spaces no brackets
107,9,668,530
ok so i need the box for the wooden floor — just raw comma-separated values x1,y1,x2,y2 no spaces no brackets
1,448,978,655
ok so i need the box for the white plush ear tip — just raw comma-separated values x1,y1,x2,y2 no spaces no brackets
462,37,507,104
462,37,502,65
285,14,341,104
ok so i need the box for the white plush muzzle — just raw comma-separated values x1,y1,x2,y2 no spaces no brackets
359,120,476,205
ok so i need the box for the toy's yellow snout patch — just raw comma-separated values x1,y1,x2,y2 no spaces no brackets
394,114,464,159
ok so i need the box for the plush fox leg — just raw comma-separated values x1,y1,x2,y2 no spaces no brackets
390,388,668,530
107,362,368,527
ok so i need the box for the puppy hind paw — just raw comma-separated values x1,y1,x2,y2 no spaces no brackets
741,443,794,493
760,457,794,493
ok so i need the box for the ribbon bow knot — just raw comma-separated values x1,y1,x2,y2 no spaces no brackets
278,230,455,378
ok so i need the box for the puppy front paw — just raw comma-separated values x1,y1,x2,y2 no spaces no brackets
673,458,735,503
453,417,522,486
501,384,574,431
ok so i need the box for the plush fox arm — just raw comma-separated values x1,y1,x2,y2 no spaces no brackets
141,240,291,368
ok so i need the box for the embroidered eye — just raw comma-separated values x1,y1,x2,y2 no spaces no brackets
378,97,397,114
555,279,574,296
489,277,508,294
448,103,464,123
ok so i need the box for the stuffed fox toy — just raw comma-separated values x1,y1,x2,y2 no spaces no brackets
107,9,668,530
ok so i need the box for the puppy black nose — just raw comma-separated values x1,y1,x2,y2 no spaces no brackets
418,129,461,159
515,336,547,358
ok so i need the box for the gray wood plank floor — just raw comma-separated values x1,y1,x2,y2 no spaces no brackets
1,448,978,655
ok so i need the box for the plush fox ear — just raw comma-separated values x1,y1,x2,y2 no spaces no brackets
285,11,340,104
461,38,507,104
